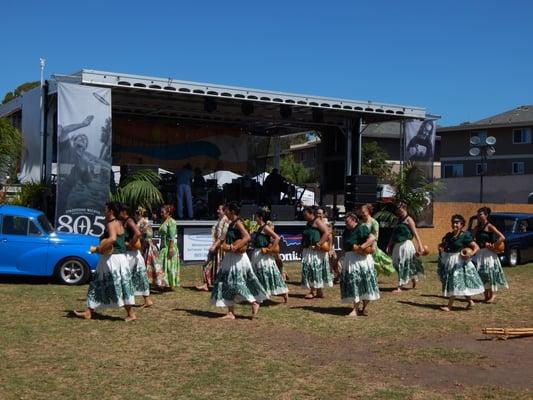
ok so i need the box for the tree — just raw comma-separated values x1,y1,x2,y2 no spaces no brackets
374,162,444,224
112,169,163,213
280,153,309,185
2,81,40,104
362,140,392,181
0,118,24,183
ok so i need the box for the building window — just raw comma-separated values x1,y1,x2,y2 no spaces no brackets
476,163,487,175
512,162,525,175
443,164,463,177
512,128,532,144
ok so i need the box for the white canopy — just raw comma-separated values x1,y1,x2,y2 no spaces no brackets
203,170,241,187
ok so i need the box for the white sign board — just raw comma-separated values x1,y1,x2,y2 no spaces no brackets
183,227,212,261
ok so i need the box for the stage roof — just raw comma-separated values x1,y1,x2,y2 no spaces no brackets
48,69,427,136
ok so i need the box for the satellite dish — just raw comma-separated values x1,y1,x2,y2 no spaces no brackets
486,146,496,156
469,147,481,157
470,136,480,145
486,136,497,145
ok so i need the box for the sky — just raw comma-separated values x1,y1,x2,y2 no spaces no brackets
1,0,533,126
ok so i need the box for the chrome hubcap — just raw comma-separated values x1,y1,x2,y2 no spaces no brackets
61,261,84,283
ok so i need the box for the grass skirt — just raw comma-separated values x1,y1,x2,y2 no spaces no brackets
392,240,425,287
438,252,484,297
251,249,289,296
301,248,333,289
340,251,380,303
373,246,395,276
125,250,150,297
87,254,135,309
211,252,269,307
476,248,509,291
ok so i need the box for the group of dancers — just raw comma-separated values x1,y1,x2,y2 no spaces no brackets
74,200,509,321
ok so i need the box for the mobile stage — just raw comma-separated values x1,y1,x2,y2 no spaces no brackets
0,69,429,262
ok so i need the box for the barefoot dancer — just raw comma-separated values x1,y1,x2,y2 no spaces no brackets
340,212,380,317
360,203,395,277
251,208,289,303
386,202,425,292
135,207,163,291
157,205,180,290
438,214,484,311
74,202,136,321
210,202,268,319
472,207,508,303
301,206,332,299
196,204,229,291
120,204,153,308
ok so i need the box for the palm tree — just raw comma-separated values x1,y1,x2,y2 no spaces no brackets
112,169,163,213
374,162,444,224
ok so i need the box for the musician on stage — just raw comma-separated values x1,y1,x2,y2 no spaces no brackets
263,168,287,205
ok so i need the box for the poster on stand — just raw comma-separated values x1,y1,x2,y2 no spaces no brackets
56,83,112,237
403,119,436,227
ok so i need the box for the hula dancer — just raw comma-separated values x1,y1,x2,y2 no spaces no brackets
340,212,380,317
196,204,229,291
386,202,425,292
438,214,484,311
251,208,289,302
120,205,152,308
473,207,508,303
210,203,268,319
301,206,333,299
135,207,163,290
74,202,136,321
157,205,180,290
360,204,395,277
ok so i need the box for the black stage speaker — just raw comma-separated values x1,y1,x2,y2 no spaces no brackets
240,205,257,220
322,160,345,193
344,175,377,212
271,205,295,221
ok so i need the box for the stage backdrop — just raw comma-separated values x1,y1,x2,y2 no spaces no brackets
112,116,248,174
56,83,112,237
403,119,436,227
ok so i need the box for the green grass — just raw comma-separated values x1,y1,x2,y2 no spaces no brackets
0,256,532,399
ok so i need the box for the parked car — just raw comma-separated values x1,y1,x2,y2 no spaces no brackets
468,212,533,266
0,205,99,284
